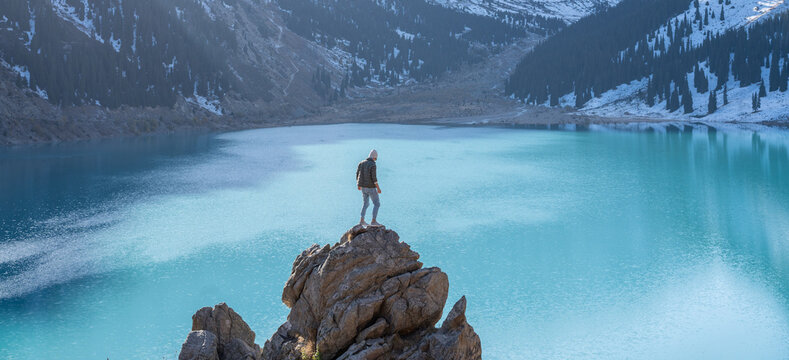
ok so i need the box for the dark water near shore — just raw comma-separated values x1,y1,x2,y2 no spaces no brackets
1,124,789,359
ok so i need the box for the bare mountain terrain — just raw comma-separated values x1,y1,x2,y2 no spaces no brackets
8,0,733,146
0,0,545,145
298,33,657,129
0,0,353,144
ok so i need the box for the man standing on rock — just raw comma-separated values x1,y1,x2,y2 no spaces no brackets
357,149,382,226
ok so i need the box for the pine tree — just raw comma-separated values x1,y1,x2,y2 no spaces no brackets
708,89,717,114
682,80,694,113
665,83,672,109
693,64,701,89
759,78,767,97
575,87,585,108
752,92,761,111
15,73,26,88
669,86,680,112
646,78,656,106
704,9,709,25
667,20,674,39
702,73,709,93
720,5,725,21
505,0,788,109
340,73,348,97
770,51,780,91
781,60,789,92
665,87,671,110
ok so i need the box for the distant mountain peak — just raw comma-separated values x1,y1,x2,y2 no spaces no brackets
429,0,621,22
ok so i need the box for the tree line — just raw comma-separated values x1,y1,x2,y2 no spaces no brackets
277,0,559,87
1,0,268,108
506,0,789,114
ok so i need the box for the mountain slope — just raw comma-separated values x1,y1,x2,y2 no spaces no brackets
0,0,553,144
0,0,540,111
0,0,365,144
273,0,559,92
506,0,789,122
1,0,262,110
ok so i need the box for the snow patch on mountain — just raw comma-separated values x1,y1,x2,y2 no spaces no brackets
429,0,620,21
570,0,789,122
186,82,223,115
186,94,223,115
580,65,789,122
13,65,31,86
648,0,787,52
34,86,48,100
109,33,121,52
748,0,786,21
0,58,30,86
51,0,104,43
25,4,35,49
200,0,216,21
396,28,416,40
164,56,177,74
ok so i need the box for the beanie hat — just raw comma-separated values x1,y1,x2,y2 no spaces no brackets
369,149,378,159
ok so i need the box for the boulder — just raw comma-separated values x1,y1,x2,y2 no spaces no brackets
423,296,483,360
262,226,481,360
179,330,219,360
179,303,262,360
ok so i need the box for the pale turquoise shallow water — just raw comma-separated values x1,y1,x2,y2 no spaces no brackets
1,124,789,359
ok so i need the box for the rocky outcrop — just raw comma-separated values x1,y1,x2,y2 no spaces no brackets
180,331,219,360
179,226,481,360
179,303,262,360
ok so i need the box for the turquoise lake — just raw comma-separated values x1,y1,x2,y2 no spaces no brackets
1,124,789,359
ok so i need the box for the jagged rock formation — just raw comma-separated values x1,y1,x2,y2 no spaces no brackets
263,225,482,360
179,225,481,360
180,303,263,360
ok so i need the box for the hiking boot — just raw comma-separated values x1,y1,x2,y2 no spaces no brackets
359,220,369,226
370,220,383,227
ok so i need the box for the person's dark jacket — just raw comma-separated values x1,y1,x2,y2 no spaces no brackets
356,157,378,188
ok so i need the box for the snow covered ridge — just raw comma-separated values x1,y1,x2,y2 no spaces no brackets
429,0,620,21
1,57,51,100
567,0,789,122
643,0,787,53
748,0,786,21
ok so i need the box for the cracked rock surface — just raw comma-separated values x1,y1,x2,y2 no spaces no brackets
179,226,481,360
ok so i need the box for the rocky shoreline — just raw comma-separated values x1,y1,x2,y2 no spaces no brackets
178,225,482,360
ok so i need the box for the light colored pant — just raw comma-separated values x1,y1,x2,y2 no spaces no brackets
361,187,380,219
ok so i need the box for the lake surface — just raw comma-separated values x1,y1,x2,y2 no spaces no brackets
1,124,789,359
